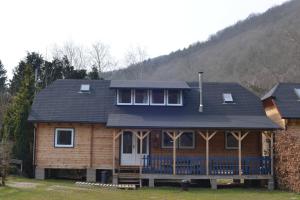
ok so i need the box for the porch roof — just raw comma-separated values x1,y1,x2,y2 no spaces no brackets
106,113,280,130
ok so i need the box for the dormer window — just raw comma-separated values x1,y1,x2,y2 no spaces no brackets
167,89,182,106
150,89,165,105
223,93,234,104
80,84,90,93
117,89,133,105
295,88,300,100
134,89,149,105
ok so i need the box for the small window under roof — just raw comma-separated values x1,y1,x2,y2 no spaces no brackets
223,93,234,103
295,88,300,99
80,84,90,92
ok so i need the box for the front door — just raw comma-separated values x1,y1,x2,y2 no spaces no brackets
121,131,149,166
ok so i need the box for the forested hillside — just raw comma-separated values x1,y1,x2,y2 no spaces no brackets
107,0,300,93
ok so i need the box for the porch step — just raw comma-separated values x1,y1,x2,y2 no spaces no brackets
118,173,140,179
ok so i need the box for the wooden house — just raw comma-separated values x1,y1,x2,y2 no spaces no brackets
262,83,300,192
28,73,279,189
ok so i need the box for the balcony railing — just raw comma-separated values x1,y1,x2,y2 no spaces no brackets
142,155,271,176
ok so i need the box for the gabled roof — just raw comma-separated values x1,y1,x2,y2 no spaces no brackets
110,80,190,89
262,83,300,119
28,79,279,129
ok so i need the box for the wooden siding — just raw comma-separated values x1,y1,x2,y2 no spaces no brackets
150,130,262,157
35,123,119,169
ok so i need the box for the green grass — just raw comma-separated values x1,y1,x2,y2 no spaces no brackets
0,176,299,200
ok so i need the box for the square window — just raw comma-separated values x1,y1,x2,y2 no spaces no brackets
167,90,182,105
179,132,195,148
134,89,149,105
223,93,234,103
151,89,165,105
117,89,132,105
55,128,74,147
225,132,238,149
295,88,300,99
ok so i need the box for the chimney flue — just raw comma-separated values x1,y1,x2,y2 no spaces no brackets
198,72,203,112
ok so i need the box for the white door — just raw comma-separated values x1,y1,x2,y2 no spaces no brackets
121,131,149,166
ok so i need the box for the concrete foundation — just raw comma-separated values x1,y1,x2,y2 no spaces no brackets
268,178,274,190
86,168,96,182
149,179,155,187
112,175,118,184
35,168,45,180
210,179,217,189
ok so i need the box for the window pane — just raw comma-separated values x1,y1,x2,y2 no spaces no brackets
57,130,72,145
118,89,132,104
179,132,194,148
123,131,132,153
135,89,148,104
151,89,165,104
168,90,181,104
226,133,238,148
162,132,173,147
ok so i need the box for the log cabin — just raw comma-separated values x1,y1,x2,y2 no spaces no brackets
28,73,280,189
262,83,300,192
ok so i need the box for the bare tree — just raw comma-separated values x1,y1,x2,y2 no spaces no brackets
124,46,148,79
90,42,117,76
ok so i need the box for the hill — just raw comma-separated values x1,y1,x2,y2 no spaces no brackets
106,0,300,94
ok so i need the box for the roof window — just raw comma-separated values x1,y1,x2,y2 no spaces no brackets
80,84,90,93
223,93,234,104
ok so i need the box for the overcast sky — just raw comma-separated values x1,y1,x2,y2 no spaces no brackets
0,0,289,79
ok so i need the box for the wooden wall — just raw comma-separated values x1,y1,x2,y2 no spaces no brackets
35,123,119,169
150,130,262,157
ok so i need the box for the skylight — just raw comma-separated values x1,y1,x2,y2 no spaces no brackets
223,93,234,103
80,84,90,92
294,88,300,99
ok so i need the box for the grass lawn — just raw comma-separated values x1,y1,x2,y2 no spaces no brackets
0,176,299,200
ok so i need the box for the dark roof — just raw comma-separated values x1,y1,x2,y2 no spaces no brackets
262,83,300,119
110,80,190,89
28,79,279,129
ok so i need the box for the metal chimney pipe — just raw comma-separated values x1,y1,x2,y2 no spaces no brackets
198,72,203,112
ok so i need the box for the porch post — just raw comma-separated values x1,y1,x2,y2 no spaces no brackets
231,131,249,176
199,131,217,175
113,131,116,176
173,131,176,175
270,132,274,176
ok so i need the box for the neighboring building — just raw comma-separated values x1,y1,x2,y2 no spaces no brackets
28,73,279,189
262,83,300,192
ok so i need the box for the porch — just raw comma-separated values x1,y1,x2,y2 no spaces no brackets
112,129,274,188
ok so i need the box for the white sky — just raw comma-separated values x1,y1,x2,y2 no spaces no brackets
0,0,289,79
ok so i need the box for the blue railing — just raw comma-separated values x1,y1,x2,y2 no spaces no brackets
142,155,271,175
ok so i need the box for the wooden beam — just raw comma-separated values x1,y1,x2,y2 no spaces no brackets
90,125,94,168
238,131,242,176
173,131,176,175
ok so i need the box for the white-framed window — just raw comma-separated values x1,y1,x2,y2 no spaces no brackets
223,93,234,104
117,89,133,105
167,89,183,106
134,89,149,105
225,131,238,149
295,88,300,100
150,89,166,105
55,128,74,148
179,131,195,149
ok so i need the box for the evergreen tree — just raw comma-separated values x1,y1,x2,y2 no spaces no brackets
2,65,35,176
0,60,7,92
88,67,100,80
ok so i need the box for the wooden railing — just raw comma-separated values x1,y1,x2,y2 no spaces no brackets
142,155,271,176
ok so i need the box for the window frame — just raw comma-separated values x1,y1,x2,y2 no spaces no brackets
223,93,235,104
178,131,195,149
133,89,149,105
294,88,300,100
54,128,75,148
225,131,238,150
117,89,133,105
150,89,166,106
167,89,183,106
